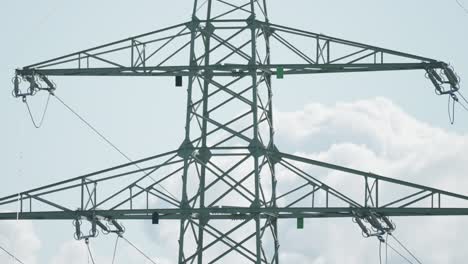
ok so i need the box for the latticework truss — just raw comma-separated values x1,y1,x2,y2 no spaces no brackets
4,1,466,263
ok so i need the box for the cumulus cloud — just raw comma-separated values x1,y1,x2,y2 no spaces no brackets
4,97,467,263
274,97,468,263
50,240,89,264
0,221,40,264
275,97,456,159
143,97,468,263
276,97,468,190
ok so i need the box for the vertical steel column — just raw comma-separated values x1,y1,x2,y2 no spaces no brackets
197,1,213,263
262,2,280,262
178,2,200,262
249,1,262,264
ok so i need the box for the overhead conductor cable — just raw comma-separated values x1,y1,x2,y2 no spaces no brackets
0,245,25,264
52,93,178,201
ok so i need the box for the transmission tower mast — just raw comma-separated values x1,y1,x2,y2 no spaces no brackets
3,1,468,263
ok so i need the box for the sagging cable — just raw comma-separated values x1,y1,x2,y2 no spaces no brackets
456,0,468,14
13,74,55,128
386,241,415,264
52,94,178,202
0,244,26,264
448,95,456,124
111,235,120,264
120,234,157,264
85,238,96,264
23,93,51,128
389,234,423,264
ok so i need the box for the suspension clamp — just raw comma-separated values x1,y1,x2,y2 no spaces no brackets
12,73,56,99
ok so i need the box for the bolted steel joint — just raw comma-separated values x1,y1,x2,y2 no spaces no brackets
177,139,195,159
267,144,282,164
195,147,212,164
187,16,201,32
246,15,257,29
248,139,266,158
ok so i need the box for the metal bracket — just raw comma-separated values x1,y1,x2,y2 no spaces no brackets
352,210,395,240
426,64,460,95
13,73,56,99
73,214,124,240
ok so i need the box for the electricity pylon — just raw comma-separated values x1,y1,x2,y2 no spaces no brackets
3,1,467,263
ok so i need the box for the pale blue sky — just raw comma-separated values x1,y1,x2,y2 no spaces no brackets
1,1,468,263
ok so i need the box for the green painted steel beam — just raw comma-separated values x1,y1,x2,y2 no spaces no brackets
7,1,464,263
15,62,445,77
2,207,468,220
277,151,468,201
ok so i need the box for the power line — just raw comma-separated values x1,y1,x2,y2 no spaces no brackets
385,233,389,264
85,239,96,264
456,91,468,112
390,234,423,264
13,2,65,58
196,0,209,12
111,235,119,264
456,0,468,14
6,1,468,263
24,93,51,129
0,245,25,264
120,235,157,264
448,95,456,124
379,241,382,264
457,91,468,105
448,91,468,124
53,94,139,169
386,242,415,264
457,100,468,112
53,93,178,201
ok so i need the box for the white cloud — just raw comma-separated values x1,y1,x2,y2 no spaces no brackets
275,97,457,159
50,240,88,264
274,97,468,263
138,96,468,263
4,97,468,263
0,221,40,264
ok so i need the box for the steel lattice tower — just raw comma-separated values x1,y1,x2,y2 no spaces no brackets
3,1,468,263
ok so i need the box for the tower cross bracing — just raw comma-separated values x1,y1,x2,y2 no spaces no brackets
3,1,468,263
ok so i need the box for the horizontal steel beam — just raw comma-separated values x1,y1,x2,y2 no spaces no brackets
3,207,468,220
16,62,445,77
277,151,468,201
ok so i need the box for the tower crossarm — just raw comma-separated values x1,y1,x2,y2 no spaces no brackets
1,149,468,221
7,1,466,261
12,21,459,99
